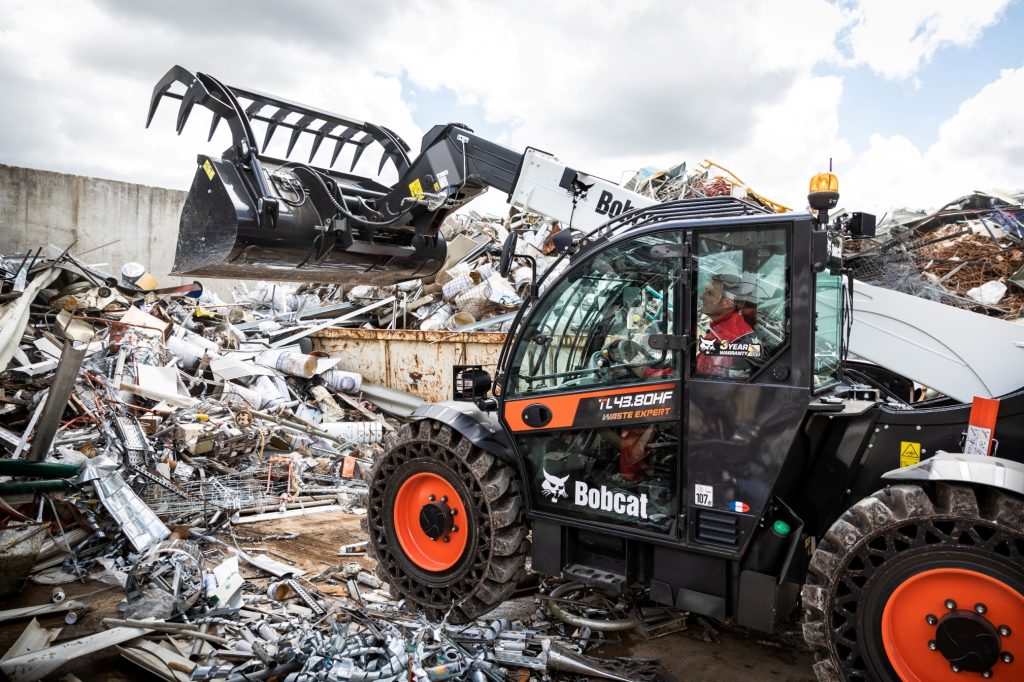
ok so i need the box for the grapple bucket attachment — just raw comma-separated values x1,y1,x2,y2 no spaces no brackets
148,66,449,286
169,155,446,285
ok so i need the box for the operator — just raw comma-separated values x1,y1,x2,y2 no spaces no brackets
695,273,759,379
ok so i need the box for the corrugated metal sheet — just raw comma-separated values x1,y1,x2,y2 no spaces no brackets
312,328,507,403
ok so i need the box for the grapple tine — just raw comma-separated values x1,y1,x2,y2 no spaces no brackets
146,65,192,129
207,113,222,142
309,121,339,163
349,136,371,171
331,128,359,167
286,114,316,157
378,150,394,175
261,108,291,153
245,101,266,118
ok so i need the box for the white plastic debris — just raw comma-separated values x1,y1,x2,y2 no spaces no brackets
966,280,1008,305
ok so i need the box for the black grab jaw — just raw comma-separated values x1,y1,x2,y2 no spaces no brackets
147,66,412,176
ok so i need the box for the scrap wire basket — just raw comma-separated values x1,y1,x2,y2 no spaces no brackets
142,468,291,519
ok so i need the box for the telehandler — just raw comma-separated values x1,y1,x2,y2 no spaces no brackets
149,66,1024,682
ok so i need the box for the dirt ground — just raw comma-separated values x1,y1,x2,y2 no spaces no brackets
0,511,817,681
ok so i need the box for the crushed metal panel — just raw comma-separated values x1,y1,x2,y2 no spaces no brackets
0,626,150,682
0,619,61,662
78,456,170,553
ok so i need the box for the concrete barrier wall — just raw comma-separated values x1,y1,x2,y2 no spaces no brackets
0,164,193,287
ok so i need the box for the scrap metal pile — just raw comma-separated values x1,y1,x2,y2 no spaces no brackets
844,190,1024,319
341,210,565,333
0,244,668,681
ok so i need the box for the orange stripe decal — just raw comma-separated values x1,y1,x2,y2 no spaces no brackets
504,382,677,432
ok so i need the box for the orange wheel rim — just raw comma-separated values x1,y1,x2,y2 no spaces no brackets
882,568,1023,681
392,472,468,572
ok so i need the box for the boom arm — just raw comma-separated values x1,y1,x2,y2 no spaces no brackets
147,66,657,286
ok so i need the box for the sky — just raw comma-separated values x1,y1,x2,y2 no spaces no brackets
1,0,1022,220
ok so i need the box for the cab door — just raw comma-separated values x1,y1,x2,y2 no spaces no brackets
499,230,685,537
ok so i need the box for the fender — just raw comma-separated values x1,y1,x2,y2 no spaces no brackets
410,401,515,464
882,451,1024,497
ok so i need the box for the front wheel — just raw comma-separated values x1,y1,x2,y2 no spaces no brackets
366,420,529,622
802,484,1024,681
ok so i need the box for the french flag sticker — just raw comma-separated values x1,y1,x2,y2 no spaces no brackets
729,501,750,513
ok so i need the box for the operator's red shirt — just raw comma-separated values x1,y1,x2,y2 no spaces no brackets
695,309,754,377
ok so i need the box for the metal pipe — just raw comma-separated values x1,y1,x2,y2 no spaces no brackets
546,582,637,632
27,341,87,462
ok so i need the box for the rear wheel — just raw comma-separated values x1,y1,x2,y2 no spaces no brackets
802,484,1024,681
366,420,529,622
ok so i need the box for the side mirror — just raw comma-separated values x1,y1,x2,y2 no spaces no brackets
498,232,518,277
551,228,573,255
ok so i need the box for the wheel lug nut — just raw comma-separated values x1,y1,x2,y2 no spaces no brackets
945,599,957,610
429,494,436,501
975,603,987,614
450,508,457,516
1002,652,1014,664
982,671,992,679
451,525,459,532
926,614,938,626
441,495,448,503
443,536,450,543
951,663,961,672
999,625,1012,637
928,640,938,651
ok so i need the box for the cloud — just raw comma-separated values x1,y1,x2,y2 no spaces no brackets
0,0,1018,227
839,0,1013,80
842,65,1024,214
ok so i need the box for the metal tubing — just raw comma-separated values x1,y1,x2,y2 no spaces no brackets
27,341,86,462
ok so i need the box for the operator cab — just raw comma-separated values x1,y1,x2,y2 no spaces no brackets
491,198,846,613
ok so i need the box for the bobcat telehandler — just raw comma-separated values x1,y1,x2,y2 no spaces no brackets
149,66,1024,682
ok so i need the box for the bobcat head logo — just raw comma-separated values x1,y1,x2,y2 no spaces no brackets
540,469,569,502
699,337,717,353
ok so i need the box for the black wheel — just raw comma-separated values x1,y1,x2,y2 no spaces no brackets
366,420,529,622
802,484,1024,682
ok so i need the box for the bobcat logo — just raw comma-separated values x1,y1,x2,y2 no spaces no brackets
541,469,569,502
699,337,717,353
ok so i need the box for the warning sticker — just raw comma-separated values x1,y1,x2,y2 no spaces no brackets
900,441,921,468
203,159,216,181
694,484,713,507
964,425,992,456
408,178,424,198
436,169,449,189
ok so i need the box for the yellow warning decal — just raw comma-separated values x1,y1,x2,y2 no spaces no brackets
900,441,921,468
408,178,423,198
433,181,440,192
203,159,216,181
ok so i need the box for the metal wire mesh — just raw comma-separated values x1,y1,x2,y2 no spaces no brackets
141,469,282,518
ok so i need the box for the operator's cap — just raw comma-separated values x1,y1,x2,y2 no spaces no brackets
711,273,756,303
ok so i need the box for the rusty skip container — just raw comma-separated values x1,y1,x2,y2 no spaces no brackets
312,328,506,403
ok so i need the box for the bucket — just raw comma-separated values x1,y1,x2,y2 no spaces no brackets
420,303,455,331
255,350,317,378
447,312,476,330
442,273,477,300
321,369,362,394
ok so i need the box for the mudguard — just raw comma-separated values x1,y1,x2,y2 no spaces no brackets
882,451,1024,496
409,401,515,463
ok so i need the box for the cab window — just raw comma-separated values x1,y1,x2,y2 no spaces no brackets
693,227,788,380
506,232,681,397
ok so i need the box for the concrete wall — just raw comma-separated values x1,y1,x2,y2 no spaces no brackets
0,164,193,288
